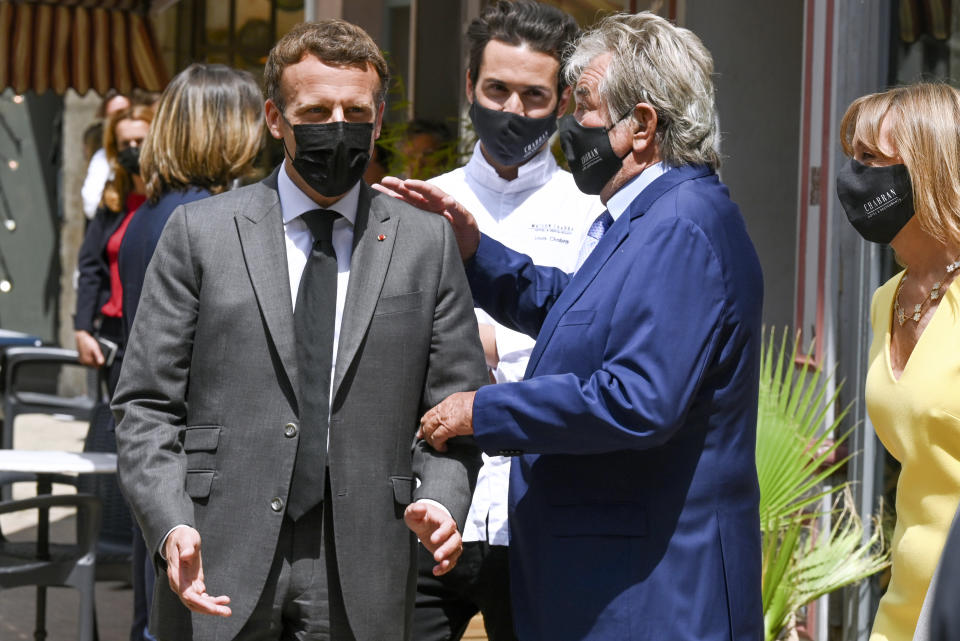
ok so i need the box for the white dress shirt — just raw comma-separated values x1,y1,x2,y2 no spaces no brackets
573,161,669,270
604,161,668,222
429,142,603,545
81,148,111,219
278,160,358,368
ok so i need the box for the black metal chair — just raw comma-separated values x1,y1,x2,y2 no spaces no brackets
0,344,132,597
0,329,42,348
0,330,44,456
2,346,96,451
0,492,102,641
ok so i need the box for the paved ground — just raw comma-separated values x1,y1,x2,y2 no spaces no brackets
0,413,133,641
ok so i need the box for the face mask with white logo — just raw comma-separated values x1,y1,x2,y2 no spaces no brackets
835,158,914,244
469,100,557,167
557,111,632,195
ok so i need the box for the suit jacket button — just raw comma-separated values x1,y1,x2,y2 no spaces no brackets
284,422,298,438
270,497,284,512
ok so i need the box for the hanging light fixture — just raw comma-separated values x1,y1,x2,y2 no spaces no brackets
0,247,12,293
0,184,15,232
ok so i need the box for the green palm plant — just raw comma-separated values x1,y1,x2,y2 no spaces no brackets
758,328,890,641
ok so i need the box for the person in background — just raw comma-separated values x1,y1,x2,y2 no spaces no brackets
81,91,131,221
73,102,152,641
408,3,599,640
835,82,960,641
82,121,105,172
119,63,264,337
386,11,764,640
74,103,153,389
115,63,263,641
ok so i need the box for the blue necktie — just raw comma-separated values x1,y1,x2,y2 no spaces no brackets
575,210,614,270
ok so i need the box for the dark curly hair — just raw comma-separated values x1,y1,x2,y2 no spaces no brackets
466,0,580,94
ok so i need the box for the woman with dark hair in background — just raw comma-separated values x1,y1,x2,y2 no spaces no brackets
74,104,153,641
116,62,263,641
74,104,153,387
80,90,131,221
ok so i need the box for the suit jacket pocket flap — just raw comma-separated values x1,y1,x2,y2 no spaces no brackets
375,291,422,316
557,310,596,326
550,503,647,537
185,470,214,498
182,426,221,451
390,476,413,506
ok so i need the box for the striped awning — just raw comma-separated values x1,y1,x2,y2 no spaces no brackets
0,0,171,96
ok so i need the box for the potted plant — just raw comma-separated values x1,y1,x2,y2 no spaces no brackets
757,328,890,640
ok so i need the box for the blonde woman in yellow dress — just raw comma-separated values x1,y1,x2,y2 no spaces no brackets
836,82,960,641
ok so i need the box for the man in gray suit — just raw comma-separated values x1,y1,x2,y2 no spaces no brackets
113,20,487,641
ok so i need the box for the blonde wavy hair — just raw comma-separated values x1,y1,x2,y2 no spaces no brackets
141,63,264,203
101,104,153,213
840,82,960,247
565,11,720,170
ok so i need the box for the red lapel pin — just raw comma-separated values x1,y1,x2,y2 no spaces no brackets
377,234,387,241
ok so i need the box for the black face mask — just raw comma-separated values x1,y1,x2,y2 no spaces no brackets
835,158,915,244
469,100,557,167
117,147,140,176
283,117,374,197
558,111,632,195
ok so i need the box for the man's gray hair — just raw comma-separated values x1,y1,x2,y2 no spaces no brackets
565,12,720,169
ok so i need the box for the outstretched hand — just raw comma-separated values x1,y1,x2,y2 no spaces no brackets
404,502,463,576
164,527,232,617
374,177,481,261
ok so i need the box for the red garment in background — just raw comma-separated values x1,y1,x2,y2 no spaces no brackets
100,192,146,318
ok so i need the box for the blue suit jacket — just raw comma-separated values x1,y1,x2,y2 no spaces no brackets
118,187,211,341
468,164,764,641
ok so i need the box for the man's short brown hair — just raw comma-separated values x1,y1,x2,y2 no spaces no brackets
265,20,390,113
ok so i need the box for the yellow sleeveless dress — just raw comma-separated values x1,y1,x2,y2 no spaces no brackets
867,272,960,641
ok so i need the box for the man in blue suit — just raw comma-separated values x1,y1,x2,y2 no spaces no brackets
382,11,763,641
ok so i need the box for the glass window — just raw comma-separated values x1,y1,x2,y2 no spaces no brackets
175,0,305,82
172,0,305,175
890,0,954,84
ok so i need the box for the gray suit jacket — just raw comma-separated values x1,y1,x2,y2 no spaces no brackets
113,171,487,641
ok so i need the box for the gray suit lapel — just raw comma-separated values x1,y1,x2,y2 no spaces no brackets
333,184,398,402
235,175,299,403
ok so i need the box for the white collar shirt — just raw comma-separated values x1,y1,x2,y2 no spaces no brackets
574,162,669,271
605,161,669,221
429,142,603,544
278,160,359,373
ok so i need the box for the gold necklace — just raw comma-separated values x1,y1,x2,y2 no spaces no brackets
894,256,960,326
